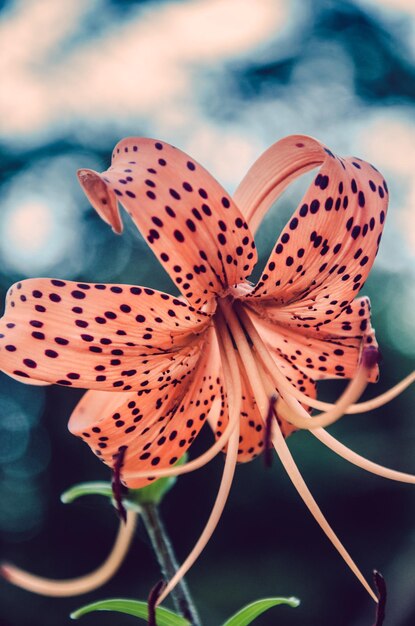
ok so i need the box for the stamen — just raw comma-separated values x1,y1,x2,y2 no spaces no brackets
270,417,377,602
276,347,374,430
237,303,414,416
219,300,377,602
240,306,415,483
156,311,241,607
0,510,137,596
238,301,380,430
264,395,277,468
112,445,128,522
345,372,415,414
312,428,415,483
148,580,166,626
298,372,415,415
373,570,387,626
362,346,381,369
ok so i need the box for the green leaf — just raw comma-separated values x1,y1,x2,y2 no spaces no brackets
70,598,190,625
222,597,300,626
61,482,113,504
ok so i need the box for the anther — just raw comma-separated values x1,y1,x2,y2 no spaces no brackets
361,346,381,370
112,445,128,523
148,579,166,626
264,394,277,468
373,570,387,626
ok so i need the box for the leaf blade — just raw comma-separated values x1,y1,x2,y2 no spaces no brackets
61,481,113,504
70,598,190,625
222,597,300,626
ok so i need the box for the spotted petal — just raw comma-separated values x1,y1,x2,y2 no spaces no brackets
69,327,221,488
78,138,257,310
235,135,388,326
247,296,379,384
0,279,210,390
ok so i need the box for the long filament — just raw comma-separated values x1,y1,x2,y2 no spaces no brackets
238,306,415,483
239,303,414,415
220,299,377,603
157,313,241,606
276,369,369,430
269,411,377,602
311,428,415,484
0,510,137,597
237,304,372,429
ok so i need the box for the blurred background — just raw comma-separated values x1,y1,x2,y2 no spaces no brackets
0,0,414,624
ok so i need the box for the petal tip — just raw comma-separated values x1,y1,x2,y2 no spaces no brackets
77,168,123,234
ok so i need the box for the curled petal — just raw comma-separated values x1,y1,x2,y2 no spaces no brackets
237,135,388,325
69,328,222,488
234,134,327,234
0,279,209,390
78,138,257,310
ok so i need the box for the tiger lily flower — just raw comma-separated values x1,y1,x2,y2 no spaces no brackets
0,135,413,607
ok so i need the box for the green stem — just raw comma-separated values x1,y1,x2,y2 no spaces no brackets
140,502,202,626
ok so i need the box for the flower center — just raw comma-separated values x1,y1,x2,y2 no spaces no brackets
213,297,378,433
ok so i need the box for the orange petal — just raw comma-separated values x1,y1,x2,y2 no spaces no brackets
234,134,327,234
0,279,209,390
69,328,222,488
248,295,379,384
237,135,388,325
78,138,257,310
